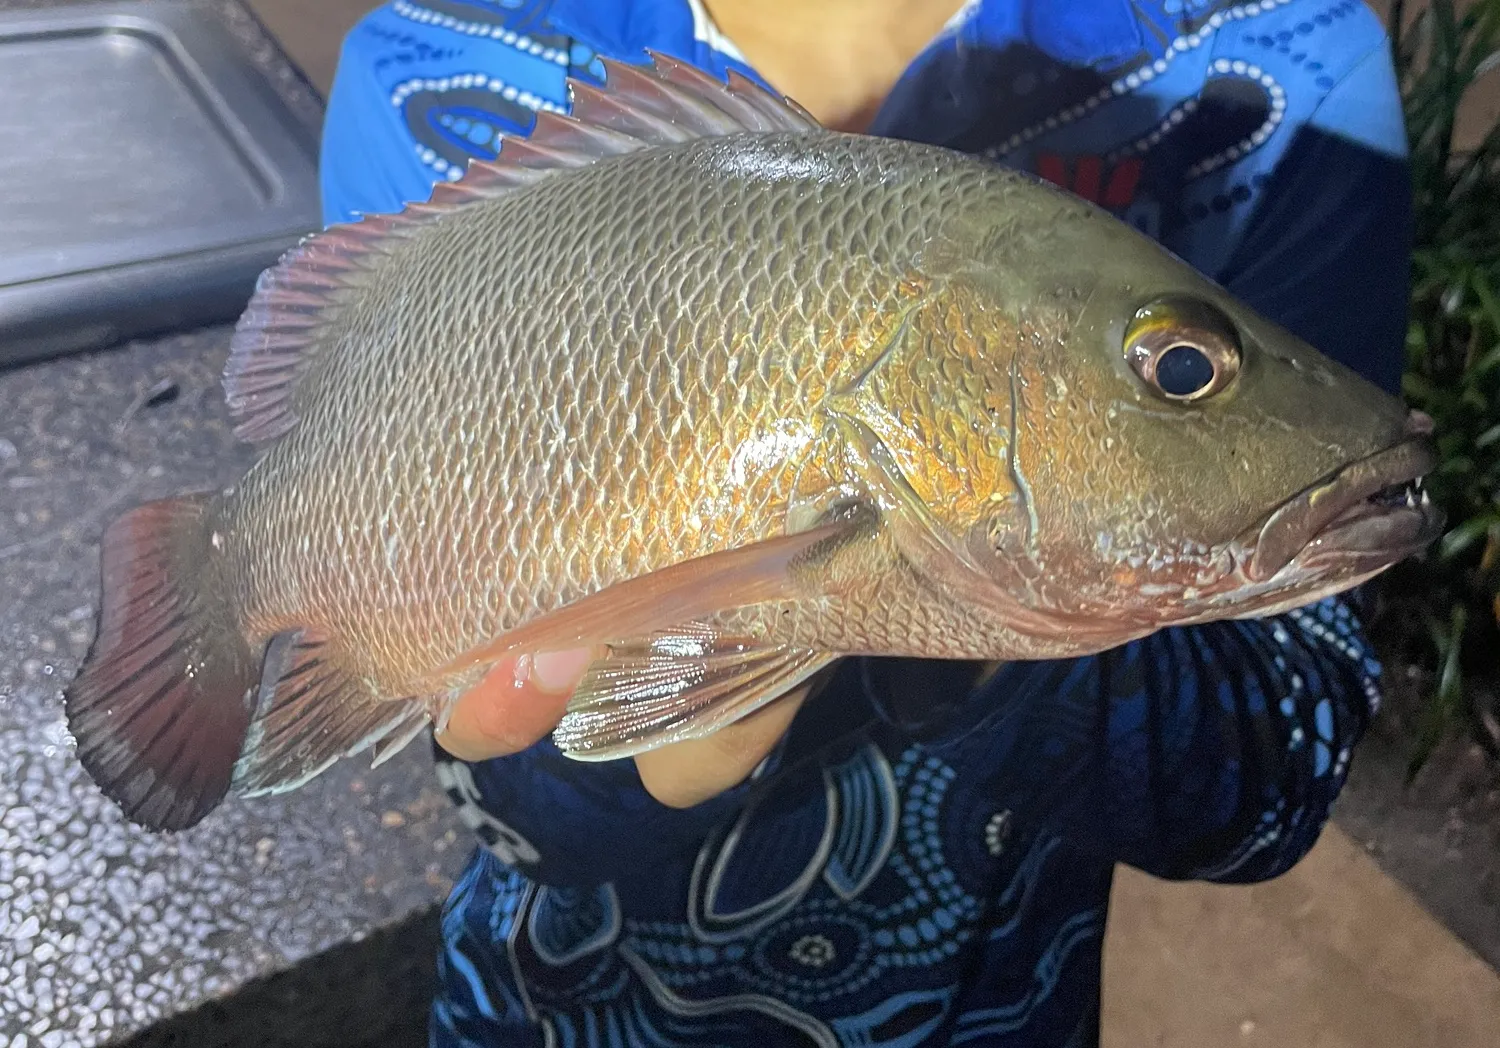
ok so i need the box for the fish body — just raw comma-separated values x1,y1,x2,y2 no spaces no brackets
230,131,1013,674
65,55,1440,831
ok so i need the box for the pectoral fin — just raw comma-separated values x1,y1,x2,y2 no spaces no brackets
427,516,863,685
422,509,879,760
551,621,837,761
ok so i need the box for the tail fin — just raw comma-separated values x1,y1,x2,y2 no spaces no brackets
65,495,258,832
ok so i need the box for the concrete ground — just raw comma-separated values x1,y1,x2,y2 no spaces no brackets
243,2,1500,1045
1104,832,1500,1047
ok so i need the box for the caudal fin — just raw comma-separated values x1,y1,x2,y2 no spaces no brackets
65,495,258,832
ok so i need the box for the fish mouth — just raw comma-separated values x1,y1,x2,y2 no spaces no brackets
1244,413,1444,583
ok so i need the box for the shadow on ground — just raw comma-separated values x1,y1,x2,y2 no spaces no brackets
110,909,440,1048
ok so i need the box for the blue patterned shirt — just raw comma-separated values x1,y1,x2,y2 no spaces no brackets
319,2,1412,1045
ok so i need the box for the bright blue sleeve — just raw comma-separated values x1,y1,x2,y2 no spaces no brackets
318,12,438,226
317,4,578,228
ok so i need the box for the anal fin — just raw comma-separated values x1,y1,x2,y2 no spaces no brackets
551,620,838,761
371,712,434,769
232,630,426,796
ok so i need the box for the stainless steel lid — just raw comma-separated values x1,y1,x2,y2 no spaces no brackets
0,0,323,368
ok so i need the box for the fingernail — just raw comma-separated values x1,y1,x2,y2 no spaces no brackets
525,649,593,694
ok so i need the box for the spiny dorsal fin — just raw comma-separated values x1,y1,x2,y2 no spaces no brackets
222,50,819,447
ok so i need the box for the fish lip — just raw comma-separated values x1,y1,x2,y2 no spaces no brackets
1243,429,1442,583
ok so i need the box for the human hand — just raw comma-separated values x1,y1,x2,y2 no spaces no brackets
435,649,808,807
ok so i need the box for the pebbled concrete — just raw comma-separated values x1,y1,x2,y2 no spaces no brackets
0,329,467,1046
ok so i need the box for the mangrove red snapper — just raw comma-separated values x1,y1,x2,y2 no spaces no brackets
64,53,1439,831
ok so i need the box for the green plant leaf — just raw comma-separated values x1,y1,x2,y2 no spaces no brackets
1440,511,1500,560
1408,605,1469,782
1385,0,1500,778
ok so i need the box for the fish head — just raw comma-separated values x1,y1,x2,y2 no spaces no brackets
857,175,1440,644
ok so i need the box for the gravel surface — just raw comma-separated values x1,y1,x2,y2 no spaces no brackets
0,331,468,1047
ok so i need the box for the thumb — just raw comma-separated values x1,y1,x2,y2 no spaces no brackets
435,648,594,761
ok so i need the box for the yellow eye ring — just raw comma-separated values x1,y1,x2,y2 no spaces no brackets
1124,297,1242,402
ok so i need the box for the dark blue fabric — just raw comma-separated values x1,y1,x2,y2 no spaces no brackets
318,2,1411,1044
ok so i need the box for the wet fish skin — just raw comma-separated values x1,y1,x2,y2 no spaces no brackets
62,54,1437,832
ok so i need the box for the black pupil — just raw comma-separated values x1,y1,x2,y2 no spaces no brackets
1156,344,1216,397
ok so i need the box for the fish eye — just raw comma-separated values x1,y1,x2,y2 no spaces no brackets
1124,296,1241,402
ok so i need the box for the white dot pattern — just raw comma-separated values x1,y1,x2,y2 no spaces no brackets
391,0,570,65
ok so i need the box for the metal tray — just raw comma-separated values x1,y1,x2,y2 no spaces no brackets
0,0,323,368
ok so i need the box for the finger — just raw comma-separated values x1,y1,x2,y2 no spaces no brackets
435,648,594,761
634,685,811,808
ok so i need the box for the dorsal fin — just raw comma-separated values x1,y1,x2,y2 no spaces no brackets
223,50,820,447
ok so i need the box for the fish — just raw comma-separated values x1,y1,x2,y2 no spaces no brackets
63,51,1441,832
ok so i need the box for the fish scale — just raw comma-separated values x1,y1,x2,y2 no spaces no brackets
233,134,934,682
63,53,1438,831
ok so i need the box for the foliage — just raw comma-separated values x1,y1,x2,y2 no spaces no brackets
1383,0,1500,775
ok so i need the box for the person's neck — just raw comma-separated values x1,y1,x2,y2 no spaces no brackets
702,0,968,132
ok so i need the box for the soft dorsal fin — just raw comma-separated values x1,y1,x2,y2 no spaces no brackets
223,50,820,446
